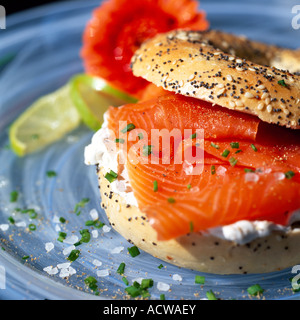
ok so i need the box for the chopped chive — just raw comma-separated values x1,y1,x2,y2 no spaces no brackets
128,245,140,257
158,264,164,269
206,290,218,300
105,170,118,183
190,133,197,139
211,142,220,149
46,170,57,177
122,277,129,286
22,255,29,260
195,275,205,284
74,198,90,216
115,138,125,144
10,190,19,202
221,149,230,158
167,197,176,204
59,217,66,223
28,210,38,219
79,229,91,243
8,216,15,224
247,284,264,296
285,171,295,179
85,220,95,226
160,294,165,300
153,180,158,192
230,142,239,149
28,224,36,231
278,79,287,87
141,279,154,289
67,249,80,262
117,262,126,275
31,134,39,140
211,165,216,175
109,170,118,178
187,184,192,190
84,276,98,291
142,145,153,156
244,168,255,173
137,133,144,140
125,285,141,298
93,220,105,229
229,157,238,167
57,232,67,242
250,144,258,152
189,221,194,232
121,123,136,133
235,149,242,154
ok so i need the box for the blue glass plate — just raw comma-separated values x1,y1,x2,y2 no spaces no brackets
0,0,299,300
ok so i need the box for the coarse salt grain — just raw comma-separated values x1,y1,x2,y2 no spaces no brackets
45,242,54,253
172,274,182,282
97,269,110,277
157,282,170,292
0,224,9,231
63,245,75,256
92,230,99,238
57,262,71,269
15,221,26,228
89,209,99,221
103,225,111,233
93,259,102,267
63,235,79,245
111,246,124,254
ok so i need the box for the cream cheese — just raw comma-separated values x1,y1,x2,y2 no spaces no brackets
84,112,300,245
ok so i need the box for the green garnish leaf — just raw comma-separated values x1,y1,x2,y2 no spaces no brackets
22,255,30,260
187,184,192,190
122,277,129,286
158,264,164,269
74,198,90,216
206,290,218,300
84,276,98,291
28,223,36,231
79,229,91,244
141,279,154,290
278,79,287,87
46,170,57,177
153,180,158,192
190,133,197,139
128,245,140,258
247,284,264,296
121,123,136,133
221,149,230,158
117,262,126,275
137,133,144,140
59,217,66,223
211,165,216,175
10,190,19,202
195,275,205,284
105,170,118,183
167,197,176,204
211,142,220,149
67,249,80,262
8,216,15,224
230,142,239,149
142,145,153,156
285,171,295,179
229,157,238,167
57,232,67,242
250,144,258,152
235,149,242,154
244,168,255,173
115,138,125,144
160,294,165,300
189,221,194,232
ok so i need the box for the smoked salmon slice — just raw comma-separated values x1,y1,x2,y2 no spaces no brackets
107,93,300,240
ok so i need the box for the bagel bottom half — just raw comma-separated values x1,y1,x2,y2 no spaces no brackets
97,166,300,275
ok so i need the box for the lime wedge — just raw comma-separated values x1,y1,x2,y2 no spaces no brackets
70,74,138,131
9,84,81,157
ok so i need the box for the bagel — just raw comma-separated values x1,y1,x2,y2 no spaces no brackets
131,29,300,129
97,165,300,274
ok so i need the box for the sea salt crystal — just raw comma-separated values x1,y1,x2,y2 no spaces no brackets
57,262,71,269
53,216,60,223
55,225,61,232
15,221,26,228
63,245,75,256
92,230,99,238
89,209,99,221
172,274,182,282
45,242,54,253
92,259,102,267
132,277,143,284
157,282,170,292
63,235,79,245
43,266,58,275
0,224,9,231
59,266,76,277
97,269,110,277
103,225,111,233
111,246,124,254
